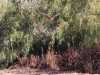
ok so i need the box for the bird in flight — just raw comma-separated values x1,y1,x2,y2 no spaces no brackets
37,11,60,20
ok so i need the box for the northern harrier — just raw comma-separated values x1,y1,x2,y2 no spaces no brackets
38,11,60,20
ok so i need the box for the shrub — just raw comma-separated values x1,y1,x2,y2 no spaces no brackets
0,1,34,68
50,0,100,48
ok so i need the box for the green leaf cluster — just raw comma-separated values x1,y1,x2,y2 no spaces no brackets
42,0,100,48
0,0,34,68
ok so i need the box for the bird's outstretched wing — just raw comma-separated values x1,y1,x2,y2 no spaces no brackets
38,11,60,20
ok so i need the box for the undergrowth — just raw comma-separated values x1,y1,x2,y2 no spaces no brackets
8,42,100,74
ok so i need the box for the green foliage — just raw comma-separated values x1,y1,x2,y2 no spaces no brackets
0,1,34,68
49,0,100,48
0,0,8,21
23,0,100,49
0,0,100,68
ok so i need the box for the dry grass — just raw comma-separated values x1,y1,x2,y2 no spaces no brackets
8,43,100,74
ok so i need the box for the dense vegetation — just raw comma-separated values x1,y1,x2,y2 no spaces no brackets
0,0,100,72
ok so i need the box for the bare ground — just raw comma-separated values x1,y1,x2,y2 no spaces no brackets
0,67,99,75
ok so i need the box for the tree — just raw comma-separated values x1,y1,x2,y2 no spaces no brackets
0,0,34,68
47,0,100,48
23,0,100,50
0,0,100,68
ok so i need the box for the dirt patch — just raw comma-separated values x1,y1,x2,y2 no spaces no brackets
0,67,99,75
